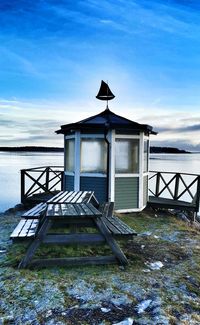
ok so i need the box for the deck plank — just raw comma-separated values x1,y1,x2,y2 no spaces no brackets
148,196,197,211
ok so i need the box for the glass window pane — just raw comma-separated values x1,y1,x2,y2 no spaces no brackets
81,139,107,173
115,139,139,173
143,140,149,172
65,139,74,172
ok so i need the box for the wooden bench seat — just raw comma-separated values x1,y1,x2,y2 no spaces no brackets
100,202,137,238
10,219,39,240
22,202,47,219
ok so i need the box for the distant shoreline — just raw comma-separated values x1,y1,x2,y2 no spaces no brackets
0,146,64,152
150,146,191,154
0,146,192,154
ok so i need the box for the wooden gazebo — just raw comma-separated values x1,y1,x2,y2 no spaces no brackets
56,82,156,212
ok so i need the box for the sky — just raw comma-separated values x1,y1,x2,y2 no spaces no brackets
0,0,200,151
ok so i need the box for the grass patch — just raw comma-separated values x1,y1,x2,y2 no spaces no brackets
1,207,200,324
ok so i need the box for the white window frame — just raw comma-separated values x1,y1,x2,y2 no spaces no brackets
65,133,108,190
80,135,107,175
80,173,106,178
143,137,149,174
113,133,145,210
143,135,150,205
115,134,141,177
64,135,75,176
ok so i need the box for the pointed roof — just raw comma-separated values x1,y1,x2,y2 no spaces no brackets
56,108,157,135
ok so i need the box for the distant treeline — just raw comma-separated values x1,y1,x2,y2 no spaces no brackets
0,146,64,152
150,146,190,154
0,146,190,154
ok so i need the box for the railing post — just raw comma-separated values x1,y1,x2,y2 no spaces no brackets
155,172,160,197
61,171,64,191
174,173,180,200
21,169,25,204
45,167,50,191
196,175,200,212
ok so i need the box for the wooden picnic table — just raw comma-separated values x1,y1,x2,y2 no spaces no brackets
18,191,130,268
46,190,99,206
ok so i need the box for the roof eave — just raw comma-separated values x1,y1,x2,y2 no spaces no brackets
56,124,157,135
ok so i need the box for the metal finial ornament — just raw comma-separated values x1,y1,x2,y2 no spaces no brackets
96,81,115,108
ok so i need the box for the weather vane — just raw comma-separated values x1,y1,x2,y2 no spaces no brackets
96,80,115,109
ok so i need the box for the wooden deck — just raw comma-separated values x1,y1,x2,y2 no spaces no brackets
24,191,59,205
148,196,197,212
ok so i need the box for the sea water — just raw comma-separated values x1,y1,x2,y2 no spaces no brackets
0,152,63,212
0,152,199,213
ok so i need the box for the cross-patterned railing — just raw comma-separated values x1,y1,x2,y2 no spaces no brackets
21,166,64,203
20,166,200,213
149,171,200,211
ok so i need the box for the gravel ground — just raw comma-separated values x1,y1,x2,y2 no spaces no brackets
0,206,200,325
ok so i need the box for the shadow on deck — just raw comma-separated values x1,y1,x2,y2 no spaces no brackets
24,191,59,206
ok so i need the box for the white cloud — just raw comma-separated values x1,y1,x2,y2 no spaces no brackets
0,98,199,150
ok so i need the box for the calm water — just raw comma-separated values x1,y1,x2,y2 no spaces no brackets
0,152,63,212
0,151,199,213
150,153,200,174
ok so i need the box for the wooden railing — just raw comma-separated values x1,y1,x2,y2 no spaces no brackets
20,167,200,213
149,171,200,212
21,166,64,203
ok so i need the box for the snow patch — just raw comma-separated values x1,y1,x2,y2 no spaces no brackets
136,299,152,314
145,261,164,270
113,318,133,325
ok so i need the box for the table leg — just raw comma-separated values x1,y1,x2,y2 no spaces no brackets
18,218,53,269
94,217,128,265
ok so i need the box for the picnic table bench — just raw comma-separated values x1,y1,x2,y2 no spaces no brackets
10,191,136,268
100,202,137,238
10,191,96,239
10,202,47,240
10,219,40,240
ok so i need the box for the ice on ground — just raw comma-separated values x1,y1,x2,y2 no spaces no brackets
136,299,152,314
113,318,133,325
145,261,164,270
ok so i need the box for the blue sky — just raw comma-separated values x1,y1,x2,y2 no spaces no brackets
0,0,200,150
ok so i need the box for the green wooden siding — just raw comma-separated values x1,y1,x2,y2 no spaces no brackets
115,177,139,210
143,175,148,206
